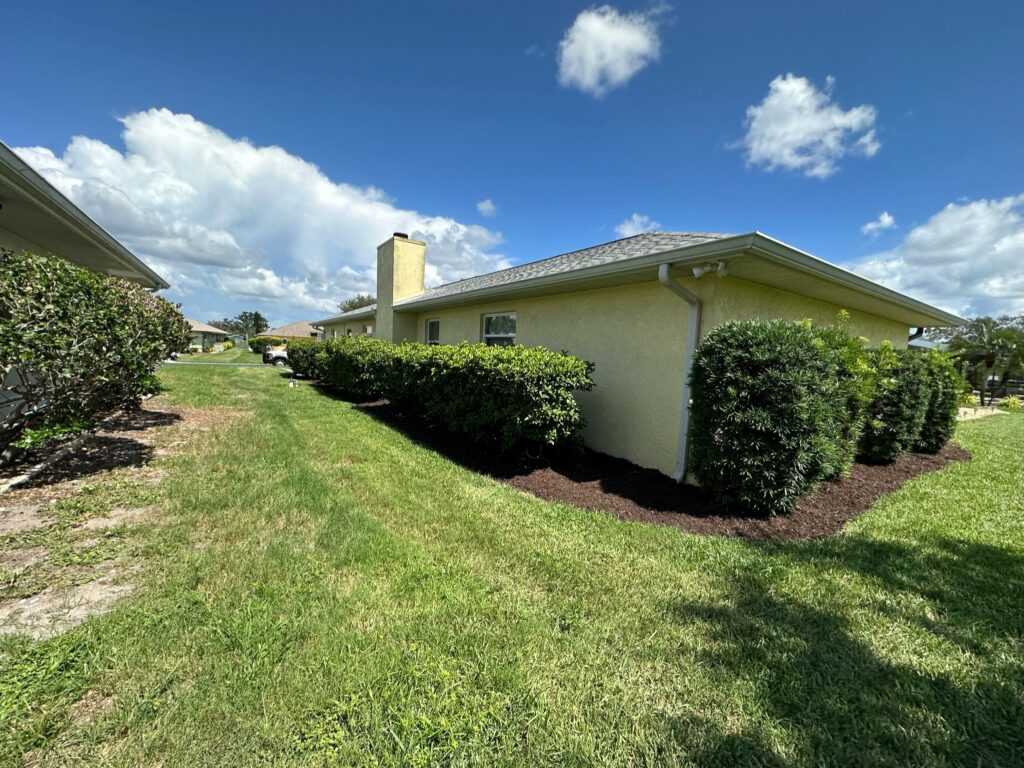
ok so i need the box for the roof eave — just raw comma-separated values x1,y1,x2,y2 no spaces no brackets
747,232,965,327
394,235,757,312
0,141,170,290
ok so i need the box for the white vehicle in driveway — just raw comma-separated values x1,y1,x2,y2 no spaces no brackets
262,348,288,366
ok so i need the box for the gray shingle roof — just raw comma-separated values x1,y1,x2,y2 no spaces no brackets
265,320,321,338
397,232,727,306
187,319,229,335
316,303,376,325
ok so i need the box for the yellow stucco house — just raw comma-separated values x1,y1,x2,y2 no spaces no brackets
316,232,961,480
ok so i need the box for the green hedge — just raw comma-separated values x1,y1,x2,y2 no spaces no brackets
689,319,861,516
689,318,963,515
857,347,930,463
249,336,286,354
290,337,595,451
914,349,963,453
0,248,190,452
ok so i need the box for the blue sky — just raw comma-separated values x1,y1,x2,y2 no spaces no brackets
5,1,1023,324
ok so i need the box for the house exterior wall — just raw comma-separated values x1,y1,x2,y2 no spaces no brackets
401,274,910,477
321,319,375,338
0,224,44,254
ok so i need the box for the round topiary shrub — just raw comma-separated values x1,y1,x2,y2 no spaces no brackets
688,319,849,516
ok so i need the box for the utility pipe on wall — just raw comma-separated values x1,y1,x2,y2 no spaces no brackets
657,263,703,482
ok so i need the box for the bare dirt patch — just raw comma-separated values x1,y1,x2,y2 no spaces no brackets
0,503,53,535
0,400,245,639
79,506,153,531
0,545,47,572
69,689,116,726
0,561,135,639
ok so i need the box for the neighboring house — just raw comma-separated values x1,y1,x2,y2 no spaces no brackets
187,320,229,352
227,333,247,346
0,140,167,289
317,232,962,480
265,321,323,340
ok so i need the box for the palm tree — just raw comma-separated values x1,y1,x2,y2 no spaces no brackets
939,316,1024,405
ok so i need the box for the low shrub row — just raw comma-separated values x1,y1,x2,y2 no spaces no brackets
289,336,595,452
689,318,962,516
249,336,286,354
0,249,190,453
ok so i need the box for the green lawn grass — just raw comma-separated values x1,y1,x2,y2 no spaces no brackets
174,346,263,364
2,363,1022,767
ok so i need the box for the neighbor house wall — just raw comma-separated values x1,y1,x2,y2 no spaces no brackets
321,317,375,338
401,273,911,477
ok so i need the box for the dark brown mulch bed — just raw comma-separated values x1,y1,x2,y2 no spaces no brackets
353,399,971,540
506,443,970,540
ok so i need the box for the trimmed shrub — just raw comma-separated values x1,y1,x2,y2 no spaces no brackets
857,346,930,463
286,338,319,378
688,320,852,516
297,337,594,452
249,336,285,354
914,350,963,453
0,248,190,452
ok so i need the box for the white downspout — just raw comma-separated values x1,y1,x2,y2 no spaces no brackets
658,263,702,482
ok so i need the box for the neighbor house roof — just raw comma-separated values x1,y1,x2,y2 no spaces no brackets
265,320,322,338
316,304,376,325
0,140,169,290
392,231,963,327
187,319,229,336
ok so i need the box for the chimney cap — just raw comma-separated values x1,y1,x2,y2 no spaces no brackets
393,231,409,239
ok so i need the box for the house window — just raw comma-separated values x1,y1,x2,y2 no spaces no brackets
425,319,440,345
331,328,337,339
482,312,516,346
364,324,374,335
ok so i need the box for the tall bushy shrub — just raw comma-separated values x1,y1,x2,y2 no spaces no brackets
0,249,190,451
299,337,594,451
689,320,851,516
286,338,318,378
249,336,286,354
857,346,930,463
914,350,963,453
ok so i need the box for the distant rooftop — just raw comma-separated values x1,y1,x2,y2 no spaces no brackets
187,319,228,335
265,320,321,338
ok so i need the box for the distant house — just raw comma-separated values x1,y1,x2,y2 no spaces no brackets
316,232,962,480
187,319,229,352
265,321,322,340
0,140,167,289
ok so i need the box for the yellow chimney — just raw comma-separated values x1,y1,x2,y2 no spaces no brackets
376,232,426,342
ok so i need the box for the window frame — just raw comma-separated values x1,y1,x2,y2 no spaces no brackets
425,318,441,345
481,311,517,346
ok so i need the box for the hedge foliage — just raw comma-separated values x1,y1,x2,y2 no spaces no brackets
914,350,964,454
0,249,190,452
857,346,930,463
289,336,595,451
690,317,963,516
689,320,857,516
249,336,286,353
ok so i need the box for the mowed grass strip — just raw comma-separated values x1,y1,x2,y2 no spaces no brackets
2,362,1022,767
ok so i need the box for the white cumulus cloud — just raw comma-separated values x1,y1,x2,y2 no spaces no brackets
557,5,664,98
615,212,661,237
854,194,1024,317
861,211,896,236
14,109,510,324
741,74,880,178
476,198,497,217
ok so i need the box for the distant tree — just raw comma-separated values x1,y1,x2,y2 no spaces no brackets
340,293,375,313
209,311,269,338
930,315,1024,404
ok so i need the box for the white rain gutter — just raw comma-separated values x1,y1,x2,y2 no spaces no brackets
658,263,704,482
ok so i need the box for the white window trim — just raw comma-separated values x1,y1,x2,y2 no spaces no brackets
481,311,517,345
425,318,441,345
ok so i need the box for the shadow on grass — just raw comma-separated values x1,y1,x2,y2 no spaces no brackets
14,409,181,488
663,534,1024,765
